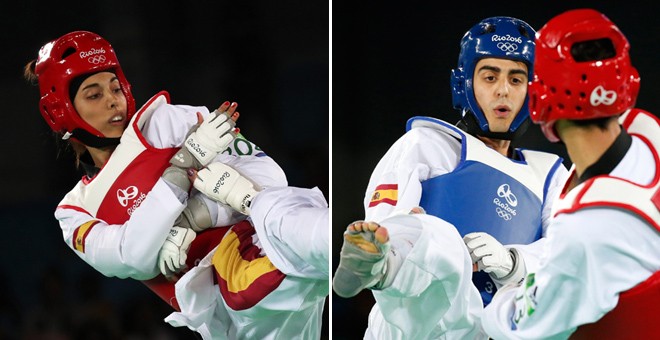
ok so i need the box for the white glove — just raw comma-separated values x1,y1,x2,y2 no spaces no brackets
193,162,258,215
170,110,236,169
158,226,196,278
463,232,513,279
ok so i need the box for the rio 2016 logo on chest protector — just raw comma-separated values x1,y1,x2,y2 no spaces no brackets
117,186,138,207
117,185,147,216
493,183,518,220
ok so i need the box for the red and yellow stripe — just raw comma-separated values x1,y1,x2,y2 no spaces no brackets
369,184,398,207
213,221,285,310
72,220,100,253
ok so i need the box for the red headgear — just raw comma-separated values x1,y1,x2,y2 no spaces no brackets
35,31,135,143
529,9,640,142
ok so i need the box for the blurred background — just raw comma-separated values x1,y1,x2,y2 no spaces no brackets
1,1,327,339
332,1,660,338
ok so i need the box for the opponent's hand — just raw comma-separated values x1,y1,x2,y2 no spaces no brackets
158,226,196,278
170,102,239,170
193,162,258,215
463,232,513,279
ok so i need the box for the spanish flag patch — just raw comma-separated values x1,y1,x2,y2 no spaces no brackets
213,221,285,310
369,184,398,207
72,220,100,253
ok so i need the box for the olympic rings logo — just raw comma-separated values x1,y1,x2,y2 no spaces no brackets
590,85,617,106
496,207,512,221
497,42,518,53
88,55,107,64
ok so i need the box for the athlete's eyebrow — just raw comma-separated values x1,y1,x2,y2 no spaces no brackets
80,76,120,92
477,65,501,73
477,65,527,76
508,69,528,77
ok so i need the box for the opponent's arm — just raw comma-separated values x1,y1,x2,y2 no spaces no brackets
250,186,329,278
194,163,329,278
193,162,259,215
198,134,288,224
155,137,286,276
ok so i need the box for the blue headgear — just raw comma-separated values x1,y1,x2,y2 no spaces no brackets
451,17,536,140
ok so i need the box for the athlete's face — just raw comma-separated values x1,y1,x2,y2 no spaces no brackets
73,72,128,139
472,58,528,133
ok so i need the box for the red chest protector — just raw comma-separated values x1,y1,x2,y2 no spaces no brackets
571,271,660,339
553,110,660,339
77,91,229,311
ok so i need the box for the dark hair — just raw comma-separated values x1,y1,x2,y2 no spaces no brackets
23,60,38,84
571,38,616,62
24,59,87,168
570,116,618,130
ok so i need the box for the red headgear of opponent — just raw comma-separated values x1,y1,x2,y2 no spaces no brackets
529,9,640,142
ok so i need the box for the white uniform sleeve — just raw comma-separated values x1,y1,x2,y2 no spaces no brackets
141,103,211,148
56,179,186,280
364,128,460,222
482,208,660,340
365,214,485,339
510,161,569,274
248,186,328,278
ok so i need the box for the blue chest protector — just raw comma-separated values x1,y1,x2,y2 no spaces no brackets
408,117,562,306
